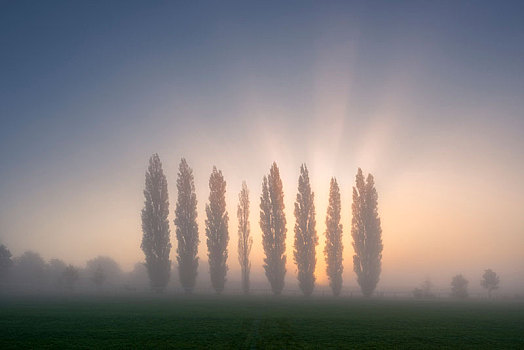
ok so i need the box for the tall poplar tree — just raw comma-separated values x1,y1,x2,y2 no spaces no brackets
325,177,343,296
205,167,229,294
237,181,252,294
293,164,318,296
351,168,383,297
260,162,287,295
174,158,199,293
141,154,171,292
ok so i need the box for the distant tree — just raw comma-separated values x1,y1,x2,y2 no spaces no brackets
63,265,79,290
260,162,287,295
47,258,67,289
86,256,122,287
293,164,318,296
0,244,13,283
128,262,149,288
351,168,383,297
324,178,343,296
175,158,199,293
413,279,435,299
14,251,46,287
451,274,469,298
141,154,172,292
237,181,252,295
205,167,229,294
92,265,106,288
481,269,500,298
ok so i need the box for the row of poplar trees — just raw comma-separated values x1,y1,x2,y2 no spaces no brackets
141,154,383,297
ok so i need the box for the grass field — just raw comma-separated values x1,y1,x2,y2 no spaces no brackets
1,294,523,349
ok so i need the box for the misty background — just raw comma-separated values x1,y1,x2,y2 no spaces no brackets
1,1,523,295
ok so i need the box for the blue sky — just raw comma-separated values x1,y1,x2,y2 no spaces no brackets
2,1,523,175
1,1,523,288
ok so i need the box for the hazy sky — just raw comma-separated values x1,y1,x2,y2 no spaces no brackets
1,1,523,291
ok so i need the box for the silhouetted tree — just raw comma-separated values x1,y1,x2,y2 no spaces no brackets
481,269,500,298
352,168,383,297
63,265,79,290
324,178,343,296
260,162,287,295
0,244,13,283
413,279,435,299
47,258,66,289
205,167,229,294
141,154,171,292
92,265,106,288
86,256,122,287
237,181,252,295
293,164,318,296
175,158,199,293
13,251,46,287
128,262,149,288
451,274,469,298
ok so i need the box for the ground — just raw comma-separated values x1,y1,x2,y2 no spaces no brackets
0,294,523,349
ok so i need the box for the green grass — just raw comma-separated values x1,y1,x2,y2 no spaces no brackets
0,295,523,349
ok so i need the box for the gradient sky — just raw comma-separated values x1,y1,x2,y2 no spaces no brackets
1,1,523,292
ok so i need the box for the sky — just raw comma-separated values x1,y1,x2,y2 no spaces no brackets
1,1,523,292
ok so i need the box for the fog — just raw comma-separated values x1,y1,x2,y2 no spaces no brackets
1,118,523,297
1,149,523,298
1,1,523,299
1,116,523,297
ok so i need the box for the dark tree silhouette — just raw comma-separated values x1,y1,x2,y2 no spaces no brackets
205,167,229,294
86,256,122,286
352,168,383,297
128,262,149,287
413,279,435,299
175,158,199,293
14,251,46,287
0,244,13,282
237,181,252,294
293,164,318,296
141,154,171,292
324,178,343,296
451,274,469,298
481,269,500,298
63,265,79,290
47,258,66,289
260,162,287,295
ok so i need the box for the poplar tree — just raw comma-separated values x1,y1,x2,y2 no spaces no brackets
293,164,318,296
325,177,343,296
237,181,252,294
174,158,199,293
260,162,287,295
141,154,171,292
205,167,229,294
352,168,383,297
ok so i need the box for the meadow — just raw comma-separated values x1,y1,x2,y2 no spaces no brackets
0,294,523,349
